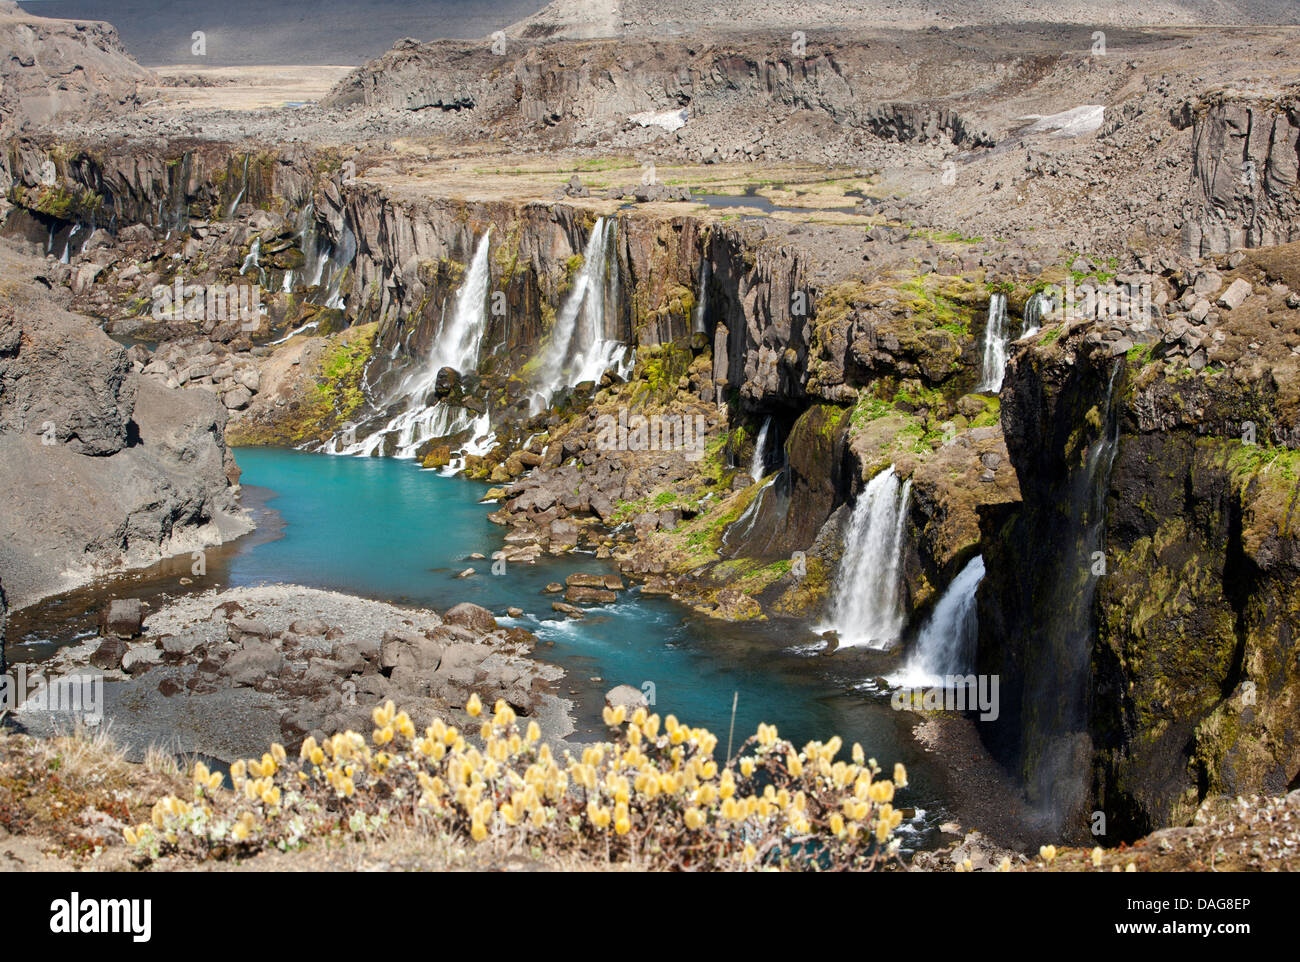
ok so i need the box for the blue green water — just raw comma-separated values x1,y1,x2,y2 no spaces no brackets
228,450,944,824
12,446,950,843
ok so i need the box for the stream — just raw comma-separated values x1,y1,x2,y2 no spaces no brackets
9,446,963,849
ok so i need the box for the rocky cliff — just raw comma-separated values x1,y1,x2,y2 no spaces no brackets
980,243,1300,840
1178,87,1300,255
0,245,250,609
0,2,154,134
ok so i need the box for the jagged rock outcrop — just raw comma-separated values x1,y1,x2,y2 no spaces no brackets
323,35,995,159
979,244,1300,840
0,2,154,134
0,245,250,608
1177,87,1300,255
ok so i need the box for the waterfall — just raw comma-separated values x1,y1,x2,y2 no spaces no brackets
327,231,494,463
1022,361,1122,827
692,257,711,334
1021,290,1053,338
227,155,250,218
822,467,912,649
316,224,357,310
749,416,772,482
429,229,492,374
976,292,1009,392
241,236,261,275
891,555,985,687
529,218,628,414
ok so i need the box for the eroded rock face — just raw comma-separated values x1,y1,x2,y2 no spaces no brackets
0,247,250,608
980,259,1300,839
1179,88,1300,255
0,2,155,133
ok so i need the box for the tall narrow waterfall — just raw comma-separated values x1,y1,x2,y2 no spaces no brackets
1023,361,1122,827
692,258,711,335
1021,290,1054,338
822,467,912,649
429,229,492,374
749,417,772,482
892,555,985,687
326,231,494,462
977,292,1009,392
529,218,629,414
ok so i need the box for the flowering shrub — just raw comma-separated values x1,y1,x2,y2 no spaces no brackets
127,695,910,870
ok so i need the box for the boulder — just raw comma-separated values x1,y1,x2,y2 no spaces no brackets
1216,278,1254,311
100,599,143,639
220,642,283,687
565,586,618,605
605,684,649,712
121,644,163,675
89,636,128,670
442,602,497,633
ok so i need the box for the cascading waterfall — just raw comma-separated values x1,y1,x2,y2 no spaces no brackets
891,555,986,687
227,155,250,218
241,236,261,275
749,416,772,482
529,218,629,414
1021,290,1054,338
327,231,494,462
1023,361,1122,827
822,467,913,649
691,258,711,335
976,292,1010,392
430,229,493,374
316,224,357,310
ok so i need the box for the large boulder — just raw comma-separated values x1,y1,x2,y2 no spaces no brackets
442,602,497,634
99,598,143,639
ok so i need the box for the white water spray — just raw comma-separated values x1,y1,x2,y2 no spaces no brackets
749,416,772,482
977,292,1009,393
891,555,985,687
530,218,628,413
822,467,912,649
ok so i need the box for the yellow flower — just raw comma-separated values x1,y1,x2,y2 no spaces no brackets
740,757,756,778
372,700,394,728
1091,847,1104,867
614,815,631,836
299,736,318,761
260,785,281,807
868,780,895,804
395,711,415,739
525,721,541,744
270,742,287,764
229,759,246,783
829,813,846,837
684,807,705,830
309,746,325,766
786,753,803,778
893,763,908,788
1039,845,1057,864
852,743,864,766
373,725,394,746
743,843,757,864
1125,862,1137,873
998,856,1011,872
123,826,138,845
466,693,482,717
470,820,488,842
231,821,250,842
